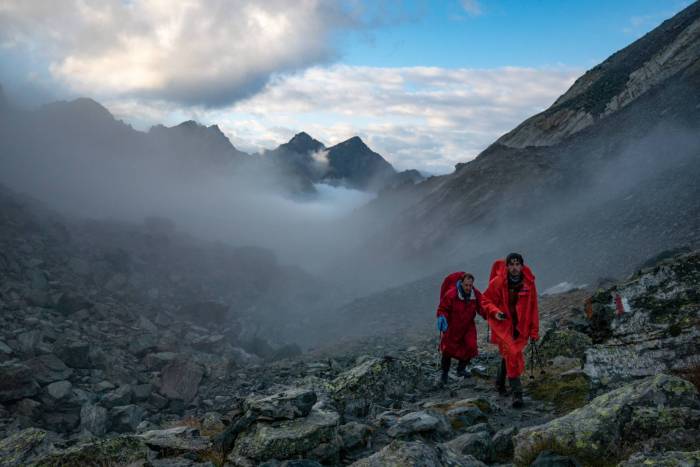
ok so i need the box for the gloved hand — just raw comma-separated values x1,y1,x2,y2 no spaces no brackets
437,316,448,332
495,311,507,321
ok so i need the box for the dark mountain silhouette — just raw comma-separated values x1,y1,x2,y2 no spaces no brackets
324,136,397,190
264,132,408,192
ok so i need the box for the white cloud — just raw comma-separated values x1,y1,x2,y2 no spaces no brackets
220,65,581,173
460,0,483,17
0,0,362,106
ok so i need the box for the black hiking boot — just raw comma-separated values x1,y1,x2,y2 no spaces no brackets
495,358,507,395
440,371,449,386
455,369,470,378
509,377,524,408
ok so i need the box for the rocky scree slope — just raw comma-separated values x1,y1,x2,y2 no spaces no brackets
1,246,698,466
0,184,323,443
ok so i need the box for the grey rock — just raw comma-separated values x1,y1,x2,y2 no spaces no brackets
12,398,42,418
128,333,158,357
441,431,493,462
80,402,108,436
531,451,582,466
102,385,133,408
144,351,178,371
46,380,72,401
349,440,482,467
29,270,48,291
17,330,42,356
244,388,317,421
445,406,487,431
26,354,73,384
0,340,13,355
137,315,158,334
55,292,93,314
132,383,152,402
159,358,204,403
492,426,518,462
0,361,40,402
57,341,91,369
109,404,145,433
139,426,210,454
620,450,700,466
338,421,371,450
387,410,451,438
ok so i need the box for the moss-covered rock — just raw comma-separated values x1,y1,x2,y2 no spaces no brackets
31,436,150,466
538,328,592,363
513,374,700,466
230,408,340,462
619,450,700,466
0,428,55,466
329,356,421,417
528,371,590,413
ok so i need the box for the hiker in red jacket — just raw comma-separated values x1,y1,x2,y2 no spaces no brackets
482,253,539,408
436,272,485,385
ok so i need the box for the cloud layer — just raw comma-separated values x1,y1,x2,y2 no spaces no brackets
0,0,359,106
205,65,582,173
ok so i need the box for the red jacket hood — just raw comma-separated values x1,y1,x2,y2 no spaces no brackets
488,259,535,284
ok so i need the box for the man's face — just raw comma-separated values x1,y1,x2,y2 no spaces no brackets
507,260,523,276
462,278,474,293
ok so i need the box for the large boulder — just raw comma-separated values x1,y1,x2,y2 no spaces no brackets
26,354,73,384
349,440,483,467
537,328,592,363
158,358,204,403
109,404,146,433
244,388,317,421
584,251,700,391
0,361,40,402
81,403,109,436
513,374,700,466
329,356,421,416
230,408,340,462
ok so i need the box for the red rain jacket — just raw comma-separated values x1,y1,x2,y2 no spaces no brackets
436,272,485,361
482,260,539,377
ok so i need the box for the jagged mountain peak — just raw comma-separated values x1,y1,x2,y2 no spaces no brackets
280,131,325,154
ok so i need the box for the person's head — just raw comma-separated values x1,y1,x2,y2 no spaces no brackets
505,253,524,277
461,273,475,293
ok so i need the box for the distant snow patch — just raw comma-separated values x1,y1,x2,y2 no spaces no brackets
542,281,587,296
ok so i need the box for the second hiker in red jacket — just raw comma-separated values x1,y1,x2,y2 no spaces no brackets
436,272,485,385
482,253,539,408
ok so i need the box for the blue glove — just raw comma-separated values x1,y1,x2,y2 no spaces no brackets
437,316,448,332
